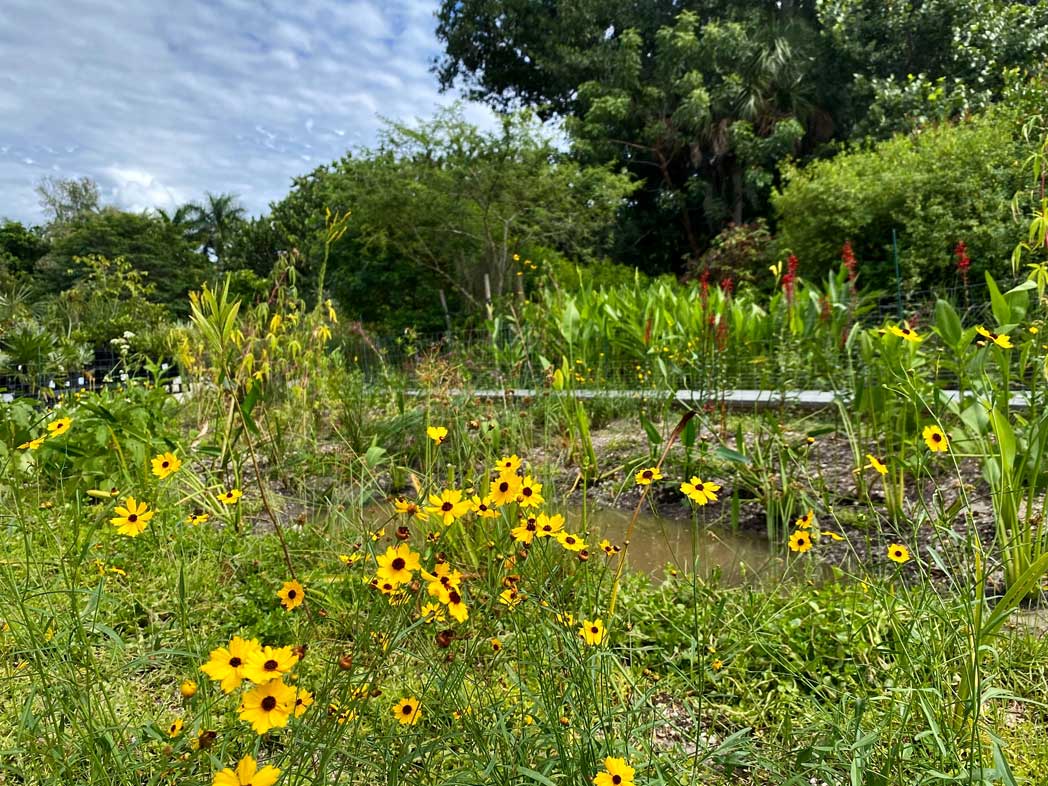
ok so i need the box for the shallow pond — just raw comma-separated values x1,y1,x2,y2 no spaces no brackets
578,505,785,585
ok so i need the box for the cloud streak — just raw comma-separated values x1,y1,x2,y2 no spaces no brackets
0,0,491,223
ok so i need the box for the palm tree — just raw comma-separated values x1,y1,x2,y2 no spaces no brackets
187,193,246,266
154,203,201,245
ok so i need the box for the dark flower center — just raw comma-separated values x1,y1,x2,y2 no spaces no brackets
448,590,461,604
499,482,510,492
162,461,170,468
522,487,532,496
391,558,406,571
932,433,942,442
442,502,453,512
612,776,622,785
127,514,138,522
287,590,297,599
261,696,277,711
643,470,653,479
590,627,599,634
402,704,413,715
229,657,241,667
264,659,278,671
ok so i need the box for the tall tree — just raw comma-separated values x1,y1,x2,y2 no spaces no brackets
35,176,101,231
187,192,246,267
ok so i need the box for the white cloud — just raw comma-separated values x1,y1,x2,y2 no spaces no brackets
0,0,497,224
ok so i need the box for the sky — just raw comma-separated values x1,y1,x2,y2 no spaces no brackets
0,0,494,224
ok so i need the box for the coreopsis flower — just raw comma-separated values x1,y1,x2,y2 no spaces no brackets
489,472,523,506
425,489,471,526
46,417,72,437
151,452,182,479
294,688,314,718
426,426,448,445
471,495,498,518
495,455,522,473
187,509,209,525
535,512,565,539
180,679,197,698
887,543,911,564
864,454,888,475
593,757,635,786
277,580,305,611
976,326,1013,349
490,638,502,652
795,510,814,529
242,644,299,684
599,539,620,557
788,530,813,553
681,477,721,505
579,619,607,646
516,476,544,509
17,436,44,450
510,516,538,544
499,588,523,608
394,497,428,521
110,497,154,537
239,678,297,734
167,717,184,738
887,324,922,343
556,532,586,552
376,543,421,586
420,602,446,623
200,636,262,693
922,425,949,452
634,466,662,485
213,755,281,786
422,562,462,603
392,697,421,725
444,588,469,622
218,488,243,505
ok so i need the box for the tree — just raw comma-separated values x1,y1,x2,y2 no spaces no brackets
35,176,101,230
187,192,246,266
0,221,49,277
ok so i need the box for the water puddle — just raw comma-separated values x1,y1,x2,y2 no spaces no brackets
579,505,783,585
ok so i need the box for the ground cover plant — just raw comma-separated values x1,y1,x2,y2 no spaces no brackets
3,264,1048,785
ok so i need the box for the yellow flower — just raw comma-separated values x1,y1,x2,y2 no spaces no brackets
392,697,421,725
421,562,463,603
180,679,197,698
599,539,620,556
535,512,565,539
218,488,243,505
200,636,262,693
213,755,281,786
394,497,428,521
277,580,305,611
976,325,1013,349
579,619,607,646
46,417,72,437
187,509,209,525
517,475,544,509
425,489,471,526
294,687,314,718
110,497,154,537
376,543,421,586
510,516,538,544
922,425,949,452
865,454,888,475
167,717,184,738
339,552,363,566
495,454,522,473
499,588,524,608
887,324,922,343
887,543,911,564
489,472,523,506
151,451,182,479
242,644,300,684
426,425,448,444
471,495,498,518
680,477,721,506
788,530,813,553
420,602,446,623
17,436,45,450
711,659,723,671
444,587,469,622
556,531,586,552
490,638,502,652
634,466,663,485
239,678,297,734
824,530,845,542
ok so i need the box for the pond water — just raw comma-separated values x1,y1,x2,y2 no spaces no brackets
578,505,784,585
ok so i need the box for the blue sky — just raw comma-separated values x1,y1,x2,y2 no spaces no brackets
0,0,493,224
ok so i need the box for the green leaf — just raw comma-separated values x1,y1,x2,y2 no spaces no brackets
986,271,1011,327
933,299,962,347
